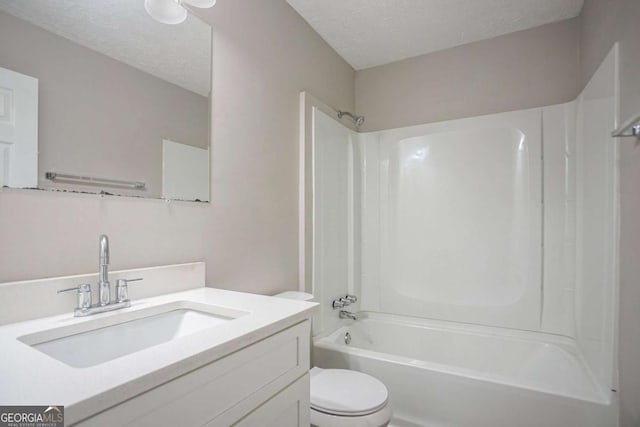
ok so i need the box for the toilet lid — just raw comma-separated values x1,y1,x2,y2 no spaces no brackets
310,368,389,416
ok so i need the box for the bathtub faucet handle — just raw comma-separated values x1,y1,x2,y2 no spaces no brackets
332,299,345,309
345,295,358,303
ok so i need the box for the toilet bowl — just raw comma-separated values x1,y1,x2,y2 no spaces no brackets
310,367,392,427
274,292,392,427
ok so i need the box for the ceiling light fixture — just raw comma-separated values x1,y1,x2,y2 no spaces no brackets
144,0,216,25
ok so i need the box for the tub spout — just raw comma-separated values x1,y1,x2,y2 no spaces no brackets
339,310,357,320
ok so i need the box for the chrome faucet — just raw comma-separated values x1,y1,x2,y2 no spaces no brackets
339,310,357,320
58,234,143,317
332,294,357,309
98,234,110,306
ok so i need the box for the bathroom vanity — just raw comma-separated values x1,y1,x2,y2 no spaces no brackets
0,263,317,426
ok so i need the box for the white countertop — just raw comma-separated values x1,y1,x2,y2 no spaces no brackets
0,287,317,425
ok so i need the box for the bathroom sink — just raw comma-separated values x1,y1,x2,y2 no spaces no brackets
19,302,247,368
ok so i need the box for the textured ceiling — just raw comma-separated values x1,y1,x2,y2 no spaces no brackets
0,0,211,96
286,0,584,70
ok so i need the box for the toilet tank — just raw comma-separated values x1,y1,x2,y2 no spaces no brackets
274,291,321,336
274,291,315,301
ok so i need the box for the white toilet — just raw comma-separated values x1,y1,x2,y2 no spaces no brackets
310,367,392,427
275,292,392,427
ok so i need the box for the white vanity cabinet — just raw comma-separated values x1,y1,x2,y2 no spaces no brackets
74,320,311,427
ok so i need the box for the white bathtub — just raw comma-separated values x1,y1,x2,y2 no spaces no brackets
313,313,616,427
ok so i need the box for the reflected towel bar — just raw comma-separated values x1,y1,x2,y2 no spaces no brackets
45,172,146,190
612,112,640,138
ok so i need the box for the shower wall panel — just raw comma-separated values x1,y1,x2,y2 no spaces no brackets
574,46,618,393
311,108,356,335
361,110,546,330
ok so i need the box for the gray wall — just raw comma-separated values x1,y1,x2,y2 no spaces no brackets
0,11,209,198
355,18,581,132
0,0,355,294
581,1,640,426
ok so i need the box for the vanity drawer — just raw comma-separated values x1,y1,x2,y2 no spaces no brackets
76,320,310,426
209,373,310,427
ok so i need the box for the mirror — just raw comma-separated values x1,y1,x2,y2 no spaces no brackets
0,0,211,202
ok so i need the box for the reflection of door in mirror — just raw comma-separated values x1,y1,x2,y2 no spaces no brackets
0,67,38,188
162,139,210,202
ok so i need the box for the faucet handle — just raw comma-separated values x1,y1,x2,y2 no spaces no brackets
115,278,143,303
332,299,345,309
58,284,92,312
345,295,358,303
117,278,143,284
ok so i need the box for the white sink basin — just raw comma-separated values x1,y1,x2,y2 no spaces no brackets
19,302,247,368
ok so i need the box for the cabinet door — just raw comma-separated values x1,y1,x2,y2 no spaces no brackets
226,374,310,427
75,320,310,426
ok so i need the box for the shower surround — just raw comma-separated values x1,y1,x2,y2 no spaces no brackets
305,45,619,426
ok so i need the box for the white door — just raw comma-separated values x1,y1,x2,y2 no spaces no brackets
0,67,38,188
